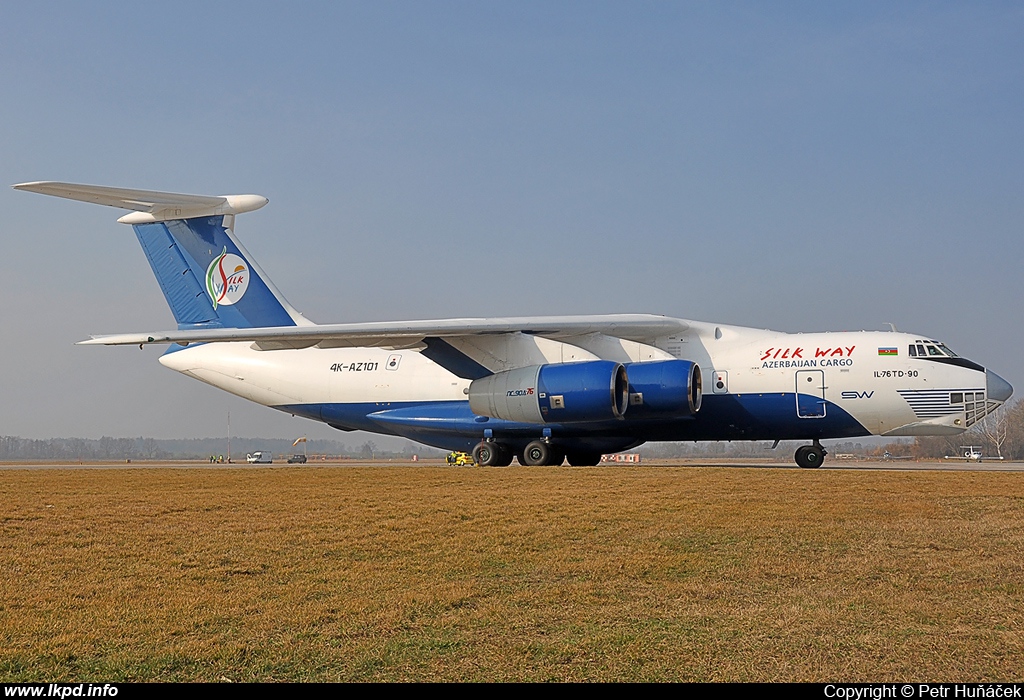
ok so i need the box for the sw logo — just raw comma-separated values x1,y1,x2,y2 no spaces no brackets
206,248,250,308
841,390,874,400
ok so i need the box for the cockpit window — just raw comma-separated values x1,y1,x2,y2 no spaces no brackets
912,341,962,359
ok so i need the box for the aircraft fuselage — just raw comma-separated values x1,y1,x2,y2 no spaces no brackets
159,322,1007,454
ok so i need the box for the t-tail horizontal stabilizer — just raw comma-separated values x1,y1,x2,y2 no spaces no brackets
12,181,267,224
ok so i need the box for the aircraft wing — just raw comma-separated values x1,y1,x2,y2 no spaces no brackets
78,314,688,350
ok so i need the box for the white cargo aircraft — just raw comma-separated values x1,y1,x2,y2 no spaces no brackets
14,182,1013,468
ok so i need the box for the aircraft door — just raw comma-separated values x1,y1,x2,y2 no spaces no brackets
796,370,826,418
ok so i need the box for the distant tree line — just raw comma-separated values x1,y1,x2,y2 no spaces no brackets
0,436,443,461
0,436,173,461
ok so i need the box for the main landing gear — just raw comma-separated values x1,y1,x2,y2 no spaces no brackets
473,439,555,466
794,440,827,469
521,440,563,466
472,439,601,467
472,441,514,467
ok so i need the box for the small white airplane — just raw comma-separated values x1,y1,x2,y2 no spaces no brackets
14,181,1014,469
881,451,913,461
944,446,1003,462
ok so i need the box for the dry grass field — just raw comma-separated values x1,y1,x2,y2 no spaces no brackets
1,464,1022,682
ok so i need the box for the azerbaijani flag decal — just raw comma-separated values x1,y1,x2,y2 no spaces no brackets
878,347,898,356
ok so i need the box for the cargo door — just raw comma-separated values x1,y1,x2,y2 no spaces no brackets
796,370,826,418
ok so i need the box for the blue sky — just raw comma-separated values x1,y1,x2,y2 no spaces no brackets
1,2,1021,439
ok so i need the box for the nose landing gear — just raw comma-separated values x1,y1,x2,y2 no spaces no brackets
795,441,827,469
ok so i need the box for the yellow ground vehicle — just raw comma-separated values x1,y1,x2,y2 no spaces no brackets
446,451,475,466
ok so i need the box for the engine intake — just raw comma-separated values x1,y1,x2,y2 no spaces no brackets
625,360,702,418
468,361,629,423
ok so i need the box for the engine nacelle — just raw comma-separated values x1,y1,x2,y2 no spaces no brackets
624,359,702,418
468,361,629,423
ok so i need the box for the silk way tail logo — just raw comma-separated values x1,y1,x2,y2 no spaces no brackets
205,248,250,309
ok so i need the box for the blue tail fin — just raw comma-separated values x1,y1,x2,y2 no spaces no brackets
12,182,304,330
133,216,298,329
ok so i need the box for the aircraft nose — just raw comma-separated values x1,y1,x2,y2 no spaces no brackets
986,369,1013,403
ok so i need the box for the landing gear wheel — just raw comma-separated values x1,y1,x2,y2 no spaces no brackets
795,444,825,469
522,441,549,466
566,451,602,467
522,441,564,466
473,441,504,467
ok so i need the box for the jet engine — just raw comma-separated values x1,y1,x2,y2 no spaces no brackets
468,360,629,423
624,359,702,418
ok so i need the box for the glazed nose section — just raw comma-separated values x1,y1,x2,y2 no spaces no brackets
986,369,1013,403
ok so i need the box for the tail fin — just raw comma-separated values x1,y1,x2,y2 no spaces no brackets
131,216,300,329
13,182,308,330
